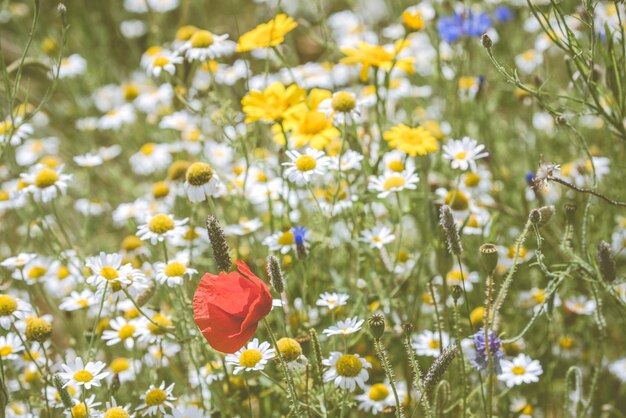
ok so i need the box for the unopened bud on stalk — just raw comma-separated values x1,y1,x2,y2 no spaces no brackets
401,322,413,336
368,314,385,340
564,202,577,225
439,205,463,256
206,215,232,272
267,255,285,293
451,285,463,302
57,3,67,15
596,241,616,283
529,205,555,227
481,34,492,48
479,243,499,274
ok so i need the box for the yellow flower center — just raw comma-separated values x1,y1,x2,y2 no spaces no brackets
185,162,213,186
77,299,89,308
383,175,406,191
369,383,390,401
464,172,480,187
124,84,139,101
148,214,175,234
152,181,170,199
100,266,119,281
164,262,186,277
57,265,70,280
444,190,469,211
559,336,575,349
387,160,404,172
454,151,467,160
27,266,47,279
140,143,155,155
152,56,170,68
0,295,18,316
122,235,143,251
0,346,13,357
239,349,263,368
531,289,545,304
176,25,197,41
104,407,130,418
118,324,135,340
190,30,214,48
278,231,294,246
295,155,317,172
34,168,59,188
0,190,9,201
331,92,356,113
148,313,172,335
511,366,526,375
73,370,94,383
110,357,130,373
428,340,440,349
71,403,89,418
335,354,363,377
145,388,167,406
277,338,302,362
507,245,528,259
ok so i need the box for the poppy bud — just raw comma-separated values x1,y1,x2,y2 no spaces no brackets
368,314,385,340
481,34,493,48
479,243,499,274
451,285,463,302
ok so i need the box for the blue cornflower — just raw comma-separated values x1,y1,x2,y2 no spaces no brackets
437,11,492,43
292,226,307,246
525,172,535,186
494,6,514,23
471,328,504,374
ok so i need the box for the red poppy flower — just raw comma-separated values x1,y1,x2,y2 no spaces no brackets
193,260,273,354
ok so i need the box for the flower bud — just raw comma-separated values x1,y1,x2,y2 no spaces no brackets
479,243,499,274
451,285,463,302
401,322,413,336
206,215,232,272
596,241,616,283
529,205,555,228
25,317,52,342
564,202,577,225
481,34,493,48
368,314,385,340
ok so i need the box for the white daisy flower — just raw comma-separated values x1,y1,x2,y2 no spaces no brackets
608,358,626,383
356,382,407,414
223,218,262,236
13,256,55,285
498,354,543,388
368,169,420,198
330,149,364,172
147,51,183,77
56,54,87,79
154,255,197,287
360,225,396,249
1,252,37,270
283,148,331,185
263,229,298,254
85,252,133,290
129,143,172,175
180,30,235,61
183,162,221,203
442,137,489,172
0,293,31,330
97,104,136,130
73,153,104,167
564,296,596,315
59,290,96,312
137,213,188,245
515,49,543,74
59,357,109,390
316,292,349,310
20,164,72,203
225,338,275,375
137,381,176,416
147,0,179,13
412,330,450,357
323,317,365,336
322,352,371,391
0,333,24,360
66,394,100,418
0,119,34,145
318,91,363,124
102,317,142,349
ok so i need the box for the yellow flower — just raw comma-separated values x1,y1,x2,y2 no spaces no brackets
383,124,438,156
272,88,339,149
241,82,305,123
402,9,424,32
340,40,414,81
236,14,298,52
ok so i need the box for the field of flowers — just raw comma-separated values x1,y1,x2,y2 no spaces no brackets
1,0,626,416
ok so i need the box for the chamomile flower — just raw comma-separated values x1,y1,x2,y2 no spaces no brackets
356,382,407,414
608,358,626,383
183,162,221,202
360,225,396,249
67,395,100,418
283,148,331,185
1,252,37,270
137,382,176,416
137,213,188,245
56,54,87,79
225,338,275,375
442,137,489,172
412,330,450,357
129,143,172,175
59,357,109,390
59,290,96,312
564,296,596,316
102,317,142,349
147,51,182,77
101,399,134,418
263,228,298,254
318,91,362,124
85,252,133,290
368,169,420,198
223,218,262,236
0,333,24,360
0,119,33,145
154,256,197,287
515,49,543,74
20,164,72,203
498,354,543,387
180,30,235,61
322,352,371,391
0,294,31,330
323,317,364,336
316,292,349,310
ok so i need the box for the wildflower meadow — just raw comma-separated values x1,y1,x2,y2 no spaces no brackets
2,0,626,417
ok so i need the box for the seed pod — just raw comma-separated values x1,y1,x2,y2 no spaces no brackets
529,205,555,228
368,314,385,340
401,322,414,336
479,243,499,274
266,255,285,293
206,215,232,272
596,241,616,283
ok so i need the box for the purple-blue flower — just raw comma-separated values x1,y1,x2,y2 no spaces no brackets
292,226,307,246
471,329,504,374
437,11,492,43
494,6,514,23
